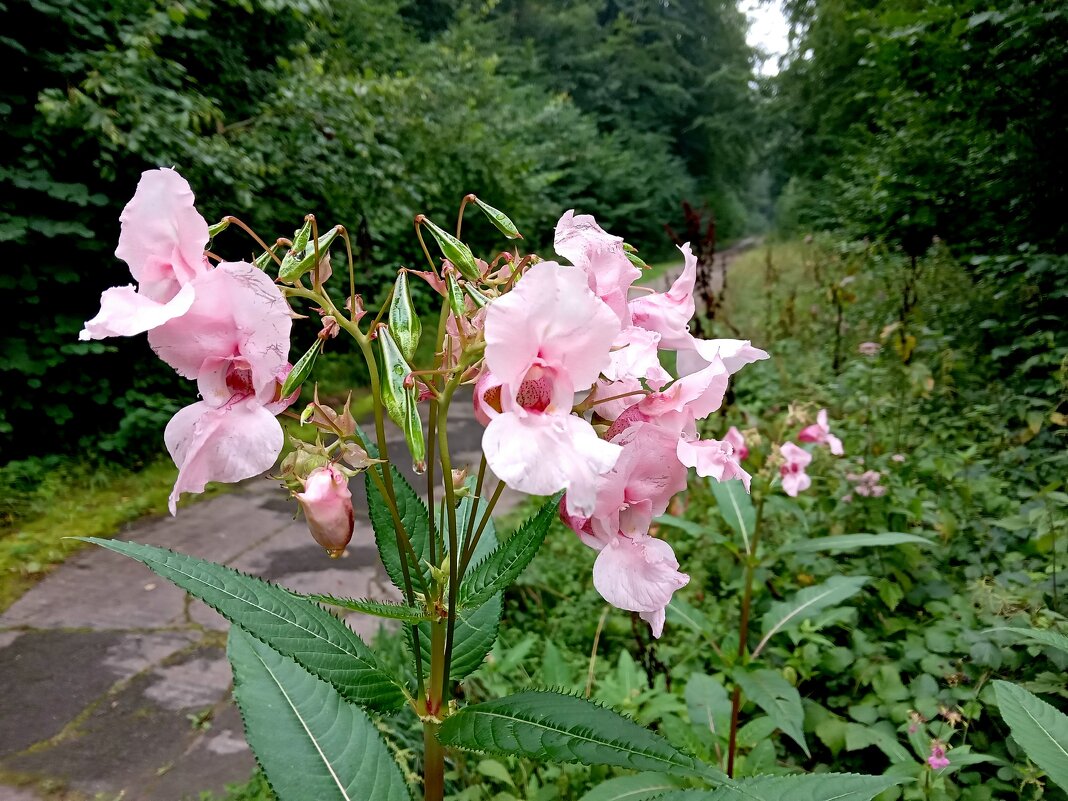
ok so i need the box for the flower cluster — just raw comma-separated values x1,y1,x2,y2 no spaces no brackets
776,407,845,497
82,170,298,515
475,212,767,636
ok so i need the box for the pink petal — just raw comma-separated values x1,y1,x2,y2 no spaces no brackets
797,424,823,443
592,534,689,615
482,411,621,517
115,168,210,299
639,356,730,422
553,210,640,323
603,327,670,383
628,243,697,348
677,337,769,377
639,607,667,639
485,261,621,397
79,282,196,340
780,441,813,468
165,398,284,514
724,426,749,461
677,437,752,491
149,262,291,398
781,470,811,497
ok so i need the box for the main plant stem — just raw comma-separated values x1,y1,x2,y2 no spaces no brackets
726,494,766,778
423,619,448,801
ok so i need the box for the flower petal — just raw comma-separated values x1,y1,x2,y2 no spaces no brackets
628,243,697,348
79,282,196,340
592,534,689,615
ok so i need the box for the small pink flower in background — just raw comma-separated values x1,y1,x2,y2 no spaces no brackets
81,168,210,340
677,436,751,490
723,426,749,461
296,465,355,558
927,741,950,770
858,341,881,356
628,243,697,348
481,261,622,516
779,442,812,497
846,470,886,497
554,210,641,324
891,453,906,463
798,408,844,455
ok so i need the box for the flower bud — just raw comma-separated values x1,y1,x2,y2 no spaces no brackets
388,271,421,362
378,326,427,470
418,216,481,282
445,271,467,320
207,218,230,239
472,197,522,240
296,465,354,558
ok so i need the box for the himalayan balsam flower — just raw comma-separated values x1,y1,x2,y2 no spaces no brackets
81,168,210,340
779,442,812,497
480,260,622,517
927,742,950,770
156,262,294,513
296,465,355,558
858,341,881,356
723,426,749,461
846,470,886,497
798,408,844,455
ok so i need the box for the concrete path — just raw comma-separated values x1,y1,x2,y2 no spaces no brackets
0,390,521,801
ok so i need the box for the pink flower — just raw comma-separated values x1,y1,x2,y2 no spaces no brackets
554,210,640,323
927,742,950,770
296,465,355,558
481,261,622,515
676,337,769,377
846,470,886,497
858,341,881,356
891,453,906,463
160,262,293,513
592,533,689,639
602,327,671,384
628,243,697,348
677,436,751,490
798,409,844,455
779,442,812,497
81,169,210,340
723,426,749,461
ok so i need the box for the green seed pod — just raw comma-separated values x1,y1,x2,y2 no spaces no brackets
279,225,342,284
444,271,466,320
207,218,230,239
253,244,280,270
462,283,492,309
280,339,323,398
378,327,426,471
473,197,522,240
388,271,421,362
420,217,481,282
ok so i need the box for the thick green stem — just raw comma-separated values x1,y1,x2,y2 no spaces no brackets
424,622,447,801
726,493,766,778
436,376,463,703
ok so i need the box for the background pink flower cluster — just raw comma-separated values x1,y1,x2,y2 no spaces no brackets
475,212,768,637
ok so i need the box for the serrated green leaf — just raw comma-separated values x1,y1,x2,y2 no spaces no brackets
734,669,809,756
82,538,405,711
474,197,523,239
460,492,561,609
228,628,412,801
710,479,755,550
755,576,869,656
993,680,1068,792
577,772,681,801
783,532,935,553
657,772,905,800
436,690,725,783
309,595,431,624
419,594,503,681
365,463,432,592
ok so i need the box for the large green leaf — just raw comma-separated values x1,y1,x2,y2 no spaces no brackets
667,597,710,634
577,772,682,801
754,576,869,657
685,673,732,744
657,772,904,800
418,594,503,681
228,628,412,801
365,463,432,592
83,538,405,711
460,492,561,609
710,479,755,551
734,669,808,756
993,680,1068,792
995,627,1068,657
436,690,724,782
783,533,934,553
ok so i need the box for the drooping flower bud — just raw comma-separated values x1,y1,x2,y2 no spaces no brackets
417,215,481,282
388,271,421,362
378,326,427,472
295,465,354,558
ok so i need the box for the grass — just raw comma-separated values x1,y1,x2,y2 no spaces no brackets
0,457,187,611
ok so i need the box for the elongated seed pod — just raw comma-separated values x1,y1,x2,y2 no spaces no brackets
420,217,481,282
388,271,421,362
378,326,426,470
